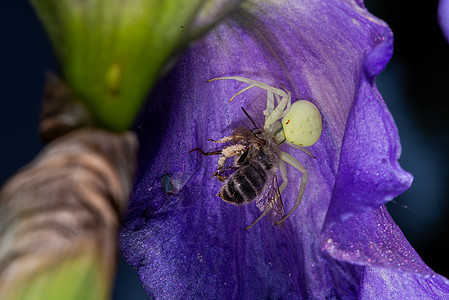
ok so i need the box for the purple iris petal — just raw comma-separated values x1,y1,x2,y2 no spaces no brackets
360,268,449,299
439,0,449,42
324,28,411,227
120,0,449,298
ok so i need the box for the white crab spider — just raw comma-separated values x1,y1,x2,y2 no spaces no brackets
207,76,322,224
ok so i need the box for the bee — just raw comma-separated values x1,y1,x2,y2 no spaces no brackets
192,76,322,229
190,108,286,229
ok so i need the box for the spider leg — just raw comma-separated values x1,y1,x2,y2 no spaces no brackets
227,84,256,102
264,86,291,130
264,95,288,130
275,151,308,225
208,76,287,96
280,88,292,119
278,159,288,194
208,76,292,130
285,142,316,158
209,76,289,112
245,204,272,230
265,91,274,118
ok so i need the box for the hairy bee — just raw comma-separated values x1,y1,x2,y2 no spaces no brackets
190,108,286,229
218,127,279,201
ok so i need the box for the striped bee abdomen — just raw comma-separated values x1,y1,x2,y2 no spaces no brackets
220,177,245,204
241,163,267,193
219,162,268,205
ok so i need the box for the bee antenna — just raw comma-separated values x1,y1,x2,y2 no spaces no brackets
241,107,258,128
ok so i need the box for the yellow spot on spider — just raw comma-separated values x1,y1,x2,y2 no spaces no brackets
282,100,322,147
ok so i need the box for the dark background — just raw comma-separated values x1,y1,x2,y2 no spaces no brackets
366,0,449,278
1,1,448,298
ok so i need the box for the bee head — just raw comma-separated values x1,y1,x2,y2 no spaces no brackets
251,128,268,147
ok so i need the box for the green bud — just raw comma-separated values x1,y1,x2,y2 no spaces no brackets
31,0,242,130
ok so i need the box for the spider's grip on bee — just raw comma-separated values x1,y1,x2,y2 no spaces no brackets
191,76,322,229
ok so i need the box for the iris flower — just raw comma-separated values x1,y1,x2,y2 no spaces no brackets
120,0,449,298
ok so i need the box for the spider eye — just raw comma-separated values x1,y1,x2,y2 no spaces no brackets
281,100,322,147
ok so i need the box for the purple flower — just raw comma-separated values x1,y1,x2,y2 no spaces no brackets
120,0,449,298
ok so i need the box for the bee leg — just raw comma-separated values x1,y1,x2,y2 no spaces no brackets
211,168,225,181
210,171,225,180
275,151,308,225
208,134,249,144
221,166,238,172
216,175,226,182
214,144,246,177
211,166,238,181
188,148,222,156
208,136,233,143
210,148,240,181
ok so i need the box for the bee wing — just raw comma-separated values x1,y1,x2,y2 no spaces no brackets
255,174,286,226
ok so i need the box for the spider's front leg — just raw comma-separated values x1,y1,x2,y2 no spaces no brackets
264,88,291,131
207,76,292,130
